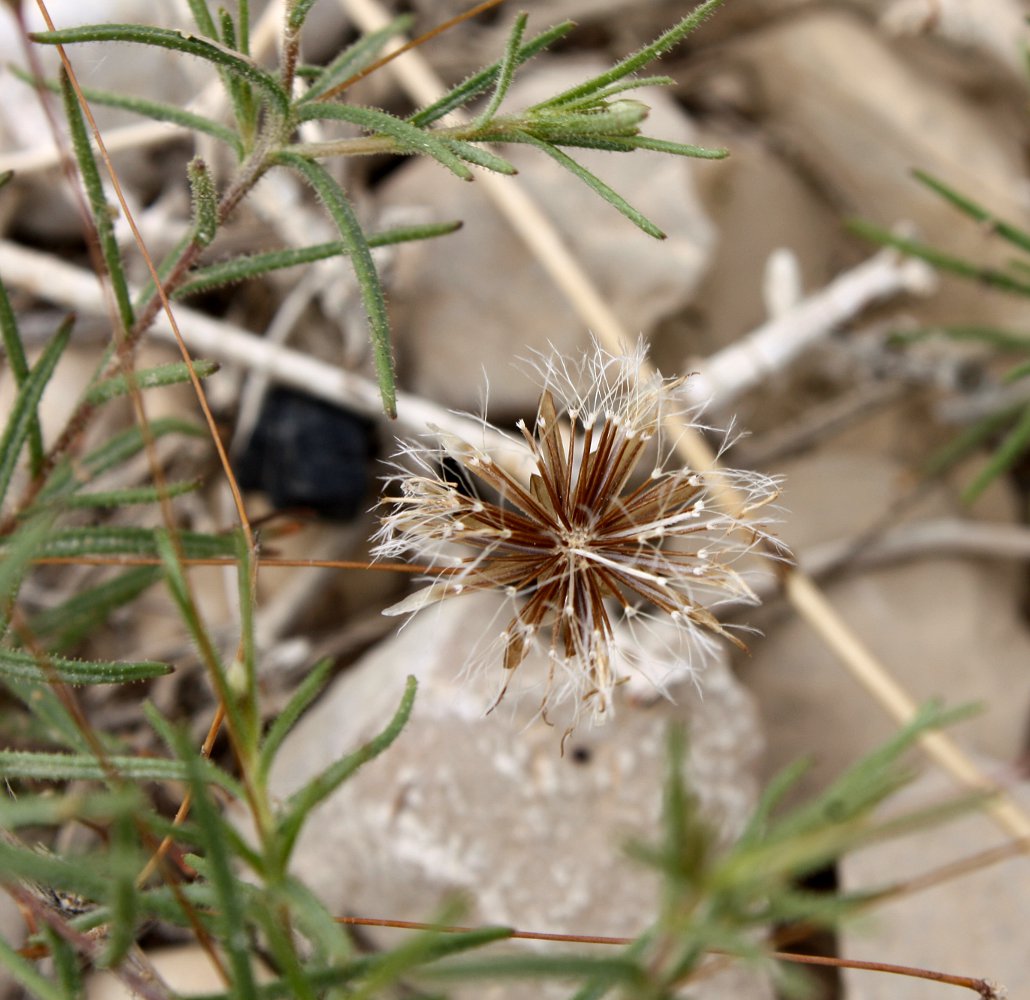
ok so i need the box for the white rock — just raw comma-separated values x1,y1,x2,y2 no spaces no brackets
263,591,771,1000
740,451,1030,802
839,758,1030,1000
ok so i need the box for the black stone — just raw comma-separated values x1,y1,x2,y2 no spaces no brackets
235,387,377,520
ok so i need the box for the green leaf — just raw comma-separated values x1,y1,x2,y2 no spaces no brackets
529,0,728,111
29,565,162,651
550,76,676,112
513,132,665,238
440,140,517,174
0,748,239,792
176,221,461,298
277,152,397,416
300,15,415,103
287,0,320,31
8,62,243,159
278,676,416,861
98,812,140,968
0,276,44,474
889,324,1030,353
0,930,67,1000
60,71,134,333
0,787,140,828
186,0,219,39
914,169,1030,257
0,317,72,509
473,13,528,127
257,657,334,785
568,134,728,158
188,157,219,246
32,25,290,117
84,359,219,405
1003,359,1030,382
295,103,473,180
218,8,256,139
57,479,203,509
155,529,246,742
922,403,1023,480
176,728,259,1000
0,648,170,685
848,220,1030,297
27,525,237,560
409,20,576,127
37,418,205,504
962,401,1030,503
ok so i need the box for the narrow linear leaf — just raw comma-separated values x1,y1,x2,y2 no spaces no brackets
277,152,396,415
530,0,728,111
0,932,67,1000
583,135,728,158
45,927,85,999
38,418,204,504
0,317,72,508
301,15,415,102
922,404,1023,479
29,565,162,651
0,648,170,685
287,0,320,31
85,359,219,406
98,812,139,968
514,132,665,238
60,71,134,332
155,529,246,740
186,0,219,39
1003,359,1030,382
176,221,461,298
914,169,1030,257
177,730,259,1000
410,20,576,127
848,220,1030,298
441,139,517,174
0,748,238,791
188,158,219,246
962,401,1030,503
889,324,1030,353
27,525,237,560
0,278,43,473
0,788,140,828
32,25,290,117
553,76,676,111
58,479,202,509
10,67,243,160
295,103,472,179
218,8,256,139
258,657,334,784
474,13,528,127
278,676,416,860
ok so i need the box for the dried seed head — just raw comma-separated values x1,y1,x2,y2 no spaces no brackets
374,341,785,724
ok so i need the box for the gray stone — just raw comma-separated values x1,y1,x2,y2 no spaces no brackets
839,759,1030,1000
265,591,771,999
379,60,716,417
739,451,1030,803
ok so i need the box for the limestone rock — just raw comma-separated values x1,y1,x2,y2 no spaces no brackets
379,60,716,417
265,592,771,999
839,759,1030,1000
739,451,1030,802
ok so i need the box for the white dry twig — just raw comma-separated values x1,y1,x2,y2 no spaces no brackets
0,239,534,479
684,248,936,409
